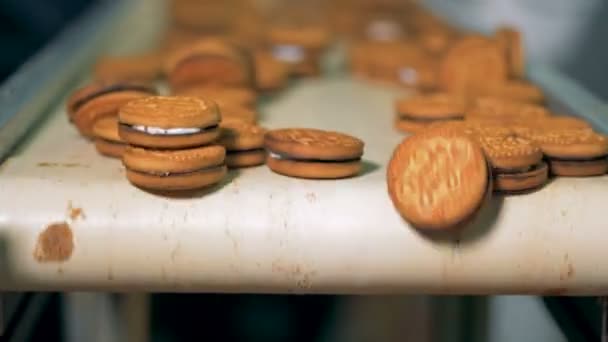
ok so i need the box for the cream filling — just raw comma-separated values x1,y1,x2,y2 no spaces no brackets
130,125,202,135
398,67,418,85
366,20,402,41
268,151,284,160
272,45,305,63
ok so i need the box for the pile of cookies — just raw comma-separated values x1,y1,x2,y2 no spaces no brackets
65,0,369,191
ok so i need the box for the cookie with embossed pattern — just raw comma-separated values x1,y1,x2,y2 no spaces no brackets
119,96,221,149
387,127,489,230
477,134,546,192
264,128,364,179
122,145,226,190
522,128,608,177
218,121,266,168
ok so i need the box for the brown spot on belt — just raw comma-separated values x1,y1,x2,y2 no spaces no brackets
34,222,74,262
67,201,86,221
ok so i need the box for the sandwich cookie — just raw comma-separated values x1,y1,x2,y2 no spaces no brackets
387,127,490,230
93,116,126,158
66,81,156,137
466,97,550,122
175,86,257,109
439,35,508,94
218,121,266,168
395,93,466,134
496,26,525,79
524,129,608,177
264,128,364,179
118,96,221,149
122,145,227,191
267,25,330,77
477,134,547,193
165,38,254,91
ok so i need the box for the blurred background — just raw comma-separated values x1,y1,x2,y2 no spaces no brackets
1,0,605,341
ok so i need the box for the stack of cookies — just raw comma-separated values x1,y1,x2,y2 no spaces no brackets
117,96,227,191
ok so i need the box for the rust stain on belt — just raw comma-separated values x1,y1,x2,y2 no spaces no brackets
34,222,74,262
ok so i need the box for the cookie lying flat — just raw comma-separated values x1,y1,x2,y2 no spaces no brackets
94,53,163,82
66,81,156,137
395,93,466,133
265,128,364,179
466,97,550,122
119,96,221,149
218,121,266,168
478,134,546,193
122,145,227,191
522,129,608,177
471,80,544,104
387,127,490,230
165,38,254,90
93,116,126,158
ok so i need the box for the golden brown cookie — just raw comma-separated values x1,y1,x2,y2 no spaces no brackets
438,35,508,94
93,116,126,158
470,80,544,104
118,96,221,149
466,96,550,121
494,162,548,193
524,129,608,177
175,86,257,109
265,128,364,179
165,38,254,91
123,145,227,191
387,127,489,230
94,52,163,82
496,26,525,79
218,121,266,168
67,81,156,137
266,24,330,77
395,93,466,133
221,105,258,124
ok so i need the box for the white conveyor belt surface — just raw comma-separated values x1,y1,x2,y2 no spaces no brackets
1,75,607,295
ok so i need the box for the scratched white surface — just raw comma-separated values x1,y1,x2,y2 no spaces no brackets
1,74,608,294
1,0,608,294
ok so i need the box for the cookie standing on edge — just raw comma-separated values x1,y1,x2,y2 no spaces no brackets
122,145,227,191
395,93,466,134
478,134,547,193
165,38,254,91
118,96,221,149
66,81,156,137
218,121,266,168
496,26,525,79
267,25,330,77
93,116,126,158
387,127,490,230
264,128,364,179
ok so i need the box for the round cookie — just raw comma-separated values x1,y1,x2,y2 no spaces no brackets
466,96,550,121
523,129,608,177
175,86,257,109
93,116,126,158
217,121,266,168
265,128,364,179
165,38,254,90
395,93,466,134
477,134,542,170
494,162,548,193
387,127,489,230
66,81,156,137
122,145,227,191
266,24,330,77
439,35,508,94
221,105,258,124
118,96,221,149
496,27,525,78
